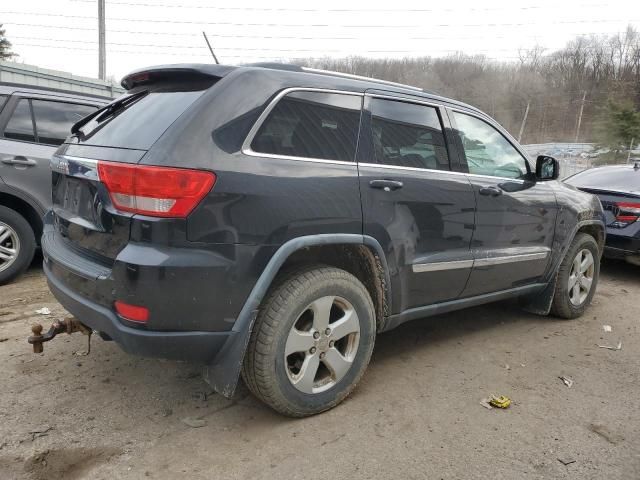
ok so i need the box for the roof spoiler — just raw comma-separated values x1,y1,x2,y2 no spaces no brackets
120,64,235,90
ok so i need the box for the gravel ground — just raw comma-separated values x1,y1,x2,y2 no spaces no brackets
0,256,638,479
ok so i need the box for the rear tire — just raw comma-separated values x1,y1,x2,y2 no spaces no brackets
551,233,599,319
0,206,36,285
242,265,376,417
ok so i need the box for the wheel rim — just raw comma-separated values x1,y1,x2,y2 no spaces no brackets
568,248,595,306
284,295,360,394
0,222,20,273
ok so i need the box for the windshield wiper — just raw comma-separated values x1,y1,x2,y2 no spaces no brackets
71,90,147,135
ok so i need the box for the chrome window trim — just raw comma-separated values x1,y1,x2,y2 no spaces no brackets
241,87,363,165
412,259,473,273
357,161,527,184
413,251,549,273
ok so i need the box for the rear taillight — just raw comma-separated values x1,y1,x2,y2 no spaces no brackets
97,161,216,218
615,202,640,224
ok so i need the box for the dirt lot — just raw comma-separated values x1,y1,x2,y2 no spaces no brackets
0,256,638,480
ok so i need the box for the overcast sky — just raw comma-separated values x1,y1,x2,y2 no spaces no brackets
2,0,639,83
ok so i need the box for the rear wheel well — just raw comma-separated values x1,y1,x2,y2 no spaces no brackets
577,223,605,255
0,193,43,245
278,244,389,331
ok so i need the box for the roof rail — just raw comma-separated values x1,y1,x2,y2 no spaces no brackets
300,67,423,92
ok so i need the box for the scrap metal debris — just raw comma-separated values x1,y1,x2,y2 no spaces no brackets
597,341,622,351
181,417,206,428
29,426,53,441
35,307,51,315
557,457,576,466
481,395,512,409
602,325,612,332
559,376,574,388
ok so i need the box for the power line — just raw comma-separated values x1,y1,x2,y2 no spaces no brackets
2,11,638,28
4,22,633,41
66,0,608,14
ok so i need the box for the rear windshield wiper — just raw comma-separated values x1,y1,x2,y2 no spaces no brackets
71,90,148,135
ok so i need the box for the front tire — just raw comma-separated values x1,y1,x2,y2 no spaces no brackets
0,206,36,285
242,265,376,417
551,233,600,319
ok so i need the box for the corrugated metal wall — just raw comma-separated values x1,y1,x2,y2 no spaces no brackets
0,61,124,98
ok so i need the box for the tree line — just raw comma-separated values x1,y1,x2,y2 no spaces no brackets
297,26,640,150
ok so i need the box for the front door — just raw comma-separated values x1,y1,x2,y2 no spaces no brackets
448,109,558,297
358,94,476,312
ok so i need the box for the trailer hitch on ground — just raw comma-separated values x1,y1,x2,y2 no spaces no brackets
27,317,92,354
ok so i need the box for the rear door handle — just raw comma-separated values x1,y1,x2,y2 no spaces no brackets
369,179,404,191
1,156,37,166
479,186,502,197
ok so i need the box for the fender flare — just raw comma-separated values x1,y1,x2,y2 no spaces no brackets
521,218,605,315
0,183,46,218
203,233,390,398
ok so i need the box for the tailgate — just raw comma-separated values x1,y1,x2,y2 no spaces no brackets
50,147,143,262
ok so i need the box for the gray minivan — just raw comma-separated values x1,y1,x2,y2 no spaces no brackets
0,84,108,283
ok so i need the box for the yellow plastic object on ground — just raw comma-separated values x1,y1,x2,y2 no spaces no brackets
489,395,511,409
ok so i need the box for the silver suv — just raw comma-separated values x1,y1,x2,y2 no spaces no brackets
0,84,108,283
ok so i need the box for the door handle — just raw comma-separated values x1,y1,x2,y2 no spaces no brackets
369,179,404,191
1,156,37,166
479,186,502,197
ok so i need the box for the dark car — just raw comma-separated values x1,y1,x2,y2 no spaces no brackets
565,163,640,266
41,64,605,416
0,84,108,284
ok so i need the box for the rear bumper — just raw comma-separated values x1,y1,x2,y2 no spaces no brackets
44,255,232,363
604,230,640,258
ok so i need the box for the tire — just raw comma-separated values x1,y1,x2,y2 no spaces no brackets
0,206,36,285
242,265,376,417
551,233,600,319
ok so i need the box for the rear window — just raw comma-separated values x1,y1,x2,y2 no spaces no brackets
250,91,362,162
77,89,205,150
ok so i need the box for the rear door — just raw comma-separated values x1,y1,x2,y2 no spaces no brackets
358,93,476,312
448,109,558,296
0,96,98,211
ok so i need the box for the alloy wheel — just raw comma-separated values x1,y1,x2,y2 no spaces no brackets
568,248,595,306
284,295,360,394
0,222,20,273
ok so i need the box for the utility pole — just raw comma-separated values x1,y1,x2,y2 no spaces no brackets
202,32,219,64
517,100,530,143
98,0,106,80
627,138,635,164
574,90,587,143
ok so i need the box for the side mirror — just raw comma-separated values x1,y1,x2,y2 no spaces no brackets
535,155,559,180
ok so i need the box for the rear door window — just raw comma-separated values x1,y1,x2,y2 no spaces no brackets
369,98,450,170
31,100,97,146
3,99,36,143
250,91,362,162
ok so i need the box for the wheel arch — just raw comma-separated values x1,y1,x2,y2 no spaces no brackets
0,190,44,245
203,234,391,398
521,218,605,316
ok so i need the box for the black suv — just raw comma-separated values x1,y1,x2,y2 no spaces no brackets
42,64,605,416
